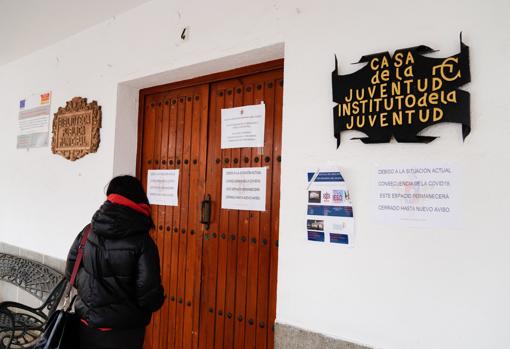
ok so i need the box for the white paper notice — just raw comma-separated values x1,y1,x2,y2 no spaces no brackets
222,167,267,211
147,170,179,206
17,91,51,149
221,103,265,149
374,163,459,227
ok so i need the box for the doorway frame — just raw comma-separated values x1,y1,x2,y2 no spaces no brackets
134,58,285,349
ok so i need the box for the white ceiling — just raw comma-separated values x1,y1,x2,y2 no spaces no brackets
0,0,153,66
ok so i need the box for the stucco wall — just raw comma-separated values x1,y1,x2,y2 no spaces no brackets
0,1,509,348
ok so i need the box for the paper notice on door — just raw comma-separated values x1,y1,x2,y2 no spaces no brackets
221,103,265,149
147,170,179,206
221,167,267,211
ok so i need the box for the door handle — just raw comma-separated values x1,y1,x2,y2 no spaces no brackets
201,194,211,230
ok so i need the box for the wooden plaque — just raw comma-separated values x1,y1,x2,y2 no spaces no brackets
51,97,102,161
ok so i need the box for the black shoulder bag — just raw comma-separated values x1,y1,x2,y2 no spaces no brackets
34,224,92,349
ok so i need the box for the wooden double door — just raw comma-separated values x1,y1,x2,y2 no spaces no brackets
137,61,283,349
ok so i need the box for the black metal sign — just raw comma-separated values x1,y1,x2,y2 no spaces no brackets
332,36,471,146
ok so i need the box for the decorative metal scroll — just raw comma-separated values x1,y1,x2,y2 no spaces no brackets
0,254,63,301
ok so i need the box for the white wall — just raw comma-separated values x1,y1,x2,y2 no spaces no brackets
1,1,509,348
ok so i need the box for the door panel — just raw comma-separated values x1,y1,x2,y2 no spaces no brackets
267,78,283,349
141,85,209,349
200,69,283,349
139,64,283,349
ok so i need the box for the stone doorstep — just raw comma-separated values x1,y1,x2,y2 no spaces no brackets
275,323,373,349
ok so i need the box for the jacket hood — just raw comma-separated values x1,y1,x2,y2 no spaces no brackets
91,201,153,239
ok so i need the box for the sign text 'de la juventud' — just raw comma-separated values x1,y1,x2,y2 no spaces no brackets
332,36,471,146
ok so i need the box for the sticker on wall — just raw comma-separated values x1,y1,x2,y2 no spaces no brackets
17,91,52,149
221,103,265,149
332,35,471,146
147,169,179,206
306,169,354,245
222,167,267,211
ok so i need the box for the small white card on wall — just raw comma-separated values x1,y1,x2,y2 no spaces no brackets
147,169,179,206
221,167,267,211
221,103,265,149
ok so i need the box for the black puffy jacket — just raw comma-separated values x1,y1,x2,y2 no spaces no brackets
65,201,165,329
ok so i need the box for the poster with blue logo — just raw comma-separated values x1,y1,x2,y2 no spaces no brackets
306,169,354,245
17,91,51,149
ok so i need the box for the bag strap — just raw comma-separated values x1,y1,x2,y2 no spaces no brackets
62,224,92,311
69,224,92,288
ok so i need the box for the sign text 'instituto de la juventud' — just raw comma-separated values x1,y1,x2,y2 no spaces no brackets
332,36,471,146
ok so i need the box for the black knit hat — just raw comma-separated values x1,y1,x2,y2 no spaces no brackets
106,175,149,205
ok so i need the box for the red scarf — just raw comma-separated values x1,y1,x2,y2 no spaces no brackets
107,194,151,217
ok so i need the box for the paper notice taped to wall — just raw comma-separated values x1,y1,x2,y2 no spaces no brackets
373,163,459,228
17,91,51,149
306,169,355,245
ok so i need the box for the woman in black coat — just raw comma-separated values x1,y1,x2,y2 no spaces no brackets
66,175,165,349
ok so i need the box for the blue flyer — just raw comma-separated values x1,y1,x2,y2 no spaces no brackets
306,169,354,245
